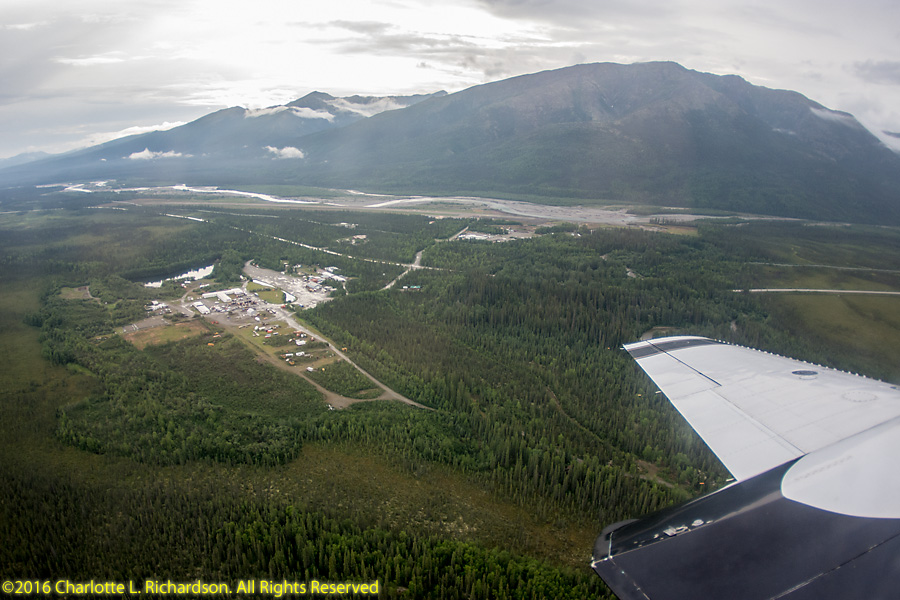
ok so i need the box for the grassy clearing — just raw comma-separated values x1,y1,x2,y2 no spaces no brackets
754,265,900,291
59,286,94,300
655,224,699,236
122,320,209,349
0,280,100,470
247,281,285,303
762,294,900,382
739,226,900,380
752,224,900,271
256,288,284,304
246,281,271,292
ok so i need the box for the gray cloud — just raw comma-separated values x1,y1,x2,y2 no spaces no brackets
326,20,393,35
475,0,677,24
0,8,160,105
728,4,839,38
317,24,534,81
2,0,899,158
853,61,900,85
317,17,594,85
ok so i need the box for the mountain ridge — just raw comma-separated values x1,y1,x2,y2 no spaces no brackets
280,62,900,222
2,62,899,223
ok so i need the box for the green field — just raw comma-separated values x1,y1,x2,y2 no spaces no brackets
759,294,900,382
256,288,285,303
755,265,900,291
719,222,900,381
247,280,285,303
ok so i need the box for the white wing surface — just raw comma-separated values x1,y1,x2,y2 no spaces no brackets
624,336,900,481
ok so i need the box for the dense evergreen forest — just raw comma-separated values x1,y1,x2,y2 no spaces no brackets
2,192,899,598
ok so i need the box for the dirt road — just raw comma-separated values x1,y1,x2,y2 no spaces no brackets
265,303,429,409
185,282,429,410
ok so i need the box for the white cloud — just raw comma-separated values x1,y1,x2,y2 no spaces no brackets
244,106,335,121
325,97,404,117
289,107,335,121
3,22,45,31
54,51,130,67
86,121,186,146
810,107,863,128
127,148,188,160
878,133,900,153
245,106,290,118
265,146,305,159
55,55,127,67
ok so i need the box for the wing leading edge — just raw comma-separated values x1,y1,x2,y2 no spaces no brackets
622,336,900,481
592,336,900,600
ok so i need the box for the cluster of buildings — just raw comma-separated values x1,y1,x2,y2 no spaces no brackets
145,300,173,314
288,265,346,295
189,287,277,320
339,234,368,245
201,288,245,304
256,326,319,367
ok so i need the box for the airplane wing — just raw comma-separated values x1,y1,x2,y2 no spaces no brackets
592,336,900,600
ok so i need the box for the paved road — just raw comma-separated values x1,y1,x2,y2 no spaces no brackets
740,288,900,295
749,262,900,274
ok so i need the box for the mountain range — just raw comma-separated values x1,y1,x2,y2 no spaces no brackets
3,61,900,223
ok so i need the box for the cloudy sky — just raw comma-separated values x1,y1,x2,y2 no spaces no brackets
2,0,899,158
